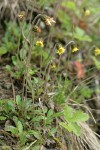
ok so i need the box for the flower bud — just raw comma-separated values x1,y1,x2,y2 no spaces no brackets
18,11,26,20
33,25,41,33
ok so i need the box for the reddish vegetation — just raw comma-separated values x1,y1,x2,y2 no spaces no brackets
74,61,85,79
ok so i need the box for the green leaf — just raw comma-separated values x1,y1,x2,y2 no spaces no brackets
72,123,81,136
19,132,27,145
17,121,23,134
5,125,18,135
20,48,27,59
12,56,18,66
65,27,92,42
32,146,39,150
33,77,39,84
50,127,57,135
28,130,40,139
29,69,34,75
75,27,84,36
37,0,56,6
0,47,7,55
70,111,89,122
45,117,53,125
47,109,54,117
82,35,92,42
4,101,15,113
0,116,6,121
62,1,76,10
13,116,19,126
6,42,15,51
16,95,22,109
54,91,66,104
32,116,45,122
43,106,48,113
60,122,73,132
92,56,100,69
80,86,93,98
6,65,12,72
63,105,73,121
52,111,63,118
71,27,92,42
56,10,71,30
34,109,43,114
60,122,81,136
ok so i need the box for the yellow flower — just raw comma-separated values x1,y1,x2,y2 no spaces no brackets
45,17,56,26
57,46,65,55
94,47,100,56
84,9,90,16
51,63,56,69
72,47,79,53
36,40,44,47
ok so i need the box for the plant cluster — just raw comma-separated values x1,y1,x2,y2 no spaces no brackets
0,0,100,149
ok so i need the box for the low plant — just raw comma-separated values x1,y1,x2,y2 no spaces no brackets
0,1,100,148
